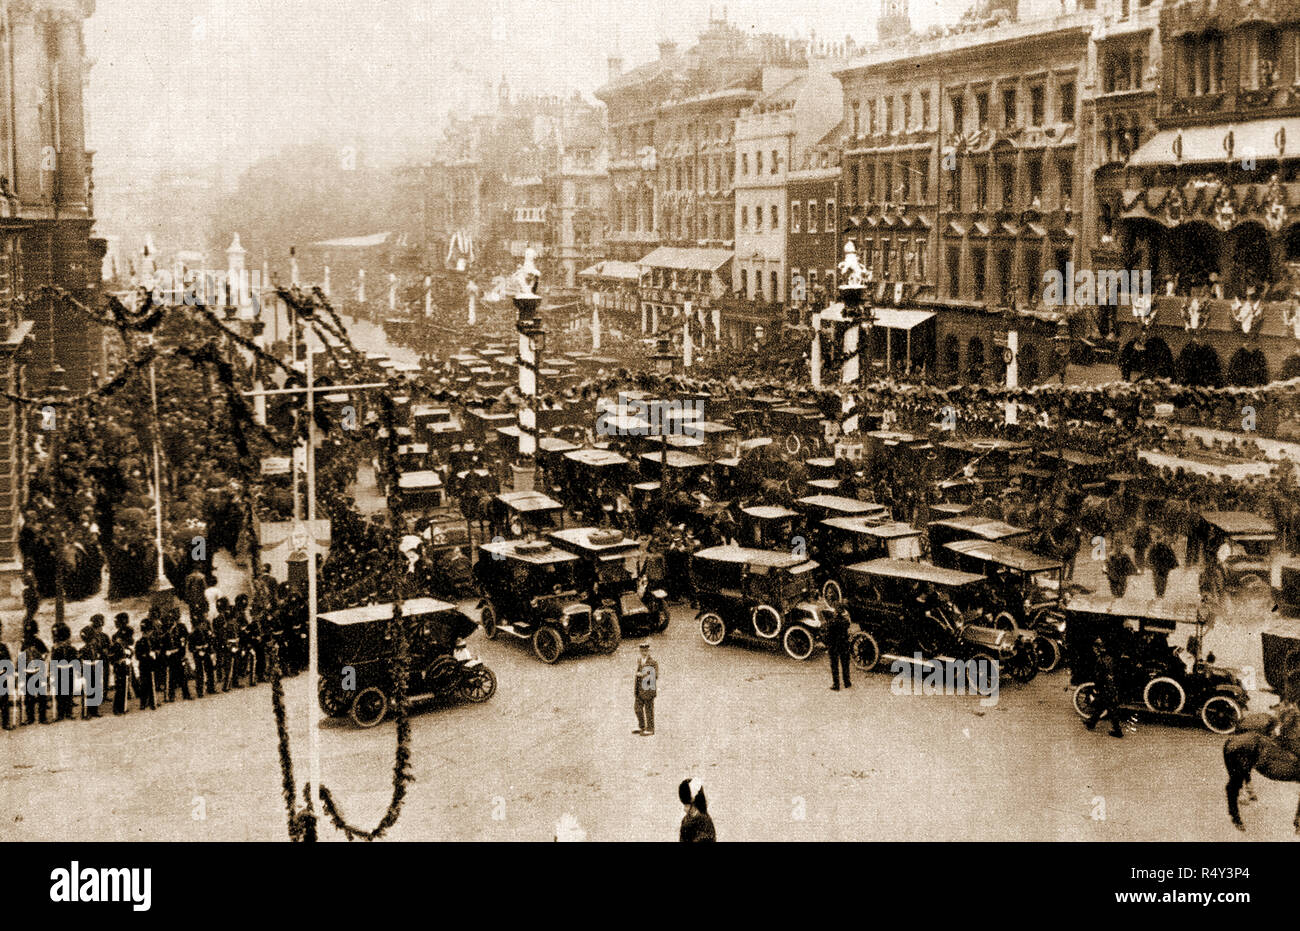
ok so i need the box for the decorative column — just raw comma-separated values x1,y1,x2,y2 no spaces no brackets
357,268,366,303
513,248,543,491
52,9,88,213
227,233,248,311
10,3,45,208
323,265,331,298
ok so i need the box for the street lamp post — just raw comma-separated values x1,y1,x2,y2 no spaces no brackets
511,248,543,491
146,336,171,594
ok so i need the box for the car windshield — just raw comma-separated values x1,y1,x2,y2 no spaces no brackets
779,563,816,601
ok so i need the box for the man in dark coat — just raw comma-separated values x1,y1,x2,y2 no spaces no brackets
1084,639,1125,738
109,627,133,715
826,606,852,691
165,616,192,702
183,566,207,626
633,642,658,736
50,623,78,722
1149,534,1179,599
678,778,716,842
136,618,159,710
77,624,104,719
21,620,49,724
189,615,215,697
1105,548,1136,598
0,620,11,729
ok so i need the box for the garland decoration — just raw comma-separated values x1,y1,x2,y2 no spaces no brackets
266,637,313,842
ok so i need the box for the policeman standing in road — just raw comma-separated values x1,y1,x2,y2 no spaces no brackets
189,614,216,698
109,625,133,715
165,615,192,702
633,642,658,736
827,605,852,691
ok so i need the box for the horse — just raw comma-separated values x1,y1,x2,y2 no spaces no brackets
1224,703,1300,832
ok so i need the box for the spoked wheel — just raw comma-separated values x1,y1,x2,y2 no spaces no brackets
532,627,564,664
783,624,816,661
458,666,498,704
850,631,880,671
350,687,389,728
822,579,844,606
480,603,499,640
699,613,726,646
971,652,1000,684
785,433,802,456
752,605,781,640
1200,694,1243,734
1072,682,1099,719
1033,636,1063,673
591,608,622,655
652,605,671,633
1004,645,1038,684
1143,676,1187,715
318,679,349,717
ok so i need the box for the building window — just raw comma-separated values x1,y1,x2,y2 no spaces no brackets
1181,32,1225,96
808,202,818,234
791,268,801,299
903,93,912,131
999,163,1015,209
921,90,931,129
882,238,892,279
770,271,778,301
755,205,763,230
741,152,748,176
1002,87,1017,128
1026,156,1042,207
771,150,779,174
1024,245,1041,302
884,162,894,204
869,99,878,133
916,239,928,280
865,163,876,203
917,158,929,202
973,249,987,300
741,205,748,230
995,249,1012,305
974,163,988,211
947,245,961,297
826,200,836,233
885,96,894,134
950,91,964,134
852,100,861,137
791,201,801,233
756,150,763,174
1030,84,1045,125
1059,80,1076,121
1241,26,1281,90
771,204,779,230
974,90,989,129
848,163,860,206
901,163,911,202
1058,156,1073,207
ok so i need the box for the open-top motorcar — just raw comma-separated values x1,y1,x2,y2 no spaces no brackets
548,527,669,636
737,505,805,550
690,546,832,661
317,597,495,727
927,515,1032,556
489,490,565,539
474,538,620,663
1064,594,1247,733
941,538,1066,671
840,558,1039,683
794,494,889,526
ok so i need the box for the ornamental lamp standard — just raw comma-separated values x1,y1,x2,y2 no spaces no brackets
512,248,544,492
45,365,69,628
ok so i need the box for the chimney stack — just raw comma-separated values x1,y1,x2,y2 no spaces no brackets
607,53,623,81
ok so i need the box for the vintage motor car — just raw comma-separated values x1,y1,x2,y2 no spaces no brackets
769,405,827,456
1064,594,1248,734
737,505,806,550
690,546,832,661
317,597,496,728
1193,511,1277,597
926,515,1032,558
548,527,670,635
794,494,889,526
489,490,565,539
813,518,923,604
941,538,1067,672
474,538,620,663
840,558,1040,683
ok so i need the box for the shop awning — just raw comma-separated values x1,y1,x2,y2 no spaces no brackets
636,247,734,273
578,260,641,281
1128,117,1300,167
872,309,935,330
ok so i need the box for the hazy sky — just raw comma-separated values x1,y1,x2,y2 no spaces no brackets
84,0,974,180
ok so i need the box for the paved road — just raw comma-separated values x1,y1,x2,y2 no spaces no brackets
1,578,1291,843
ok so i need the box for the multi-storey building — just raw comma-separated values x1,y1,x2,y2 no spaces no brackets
834,0,1093,381
1112,0,1300,383
787,126,845,324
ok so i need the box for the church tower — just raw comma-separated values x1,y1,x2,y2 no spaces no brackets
877,0,912,42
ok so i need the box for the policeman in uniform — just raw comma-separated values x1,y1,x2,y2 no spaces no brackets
189,614,216,697
1084,638,1125,738
109,625,134,715
633,642,658,736
50,623,78,722
77,624,104,719
21,620,49,725
136,618,159,710
826,606,852,691
165,615,192,702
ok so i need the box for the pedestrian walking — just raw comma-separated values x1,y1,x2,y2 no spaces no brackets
678,778,716,842
1083,639,1125,738
826,605,852,691
1149,534,1179,599
1132,523,1152,574
633,642,657,736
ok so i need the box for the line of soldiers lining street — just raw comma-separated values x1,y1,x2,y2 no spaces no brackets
0,566,308,729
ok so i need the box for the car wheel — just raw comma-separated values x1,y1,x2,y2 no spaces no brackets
699,613,727,646
592,608,621,654
822,579,844,605
783,624,815,661
1200,694,1243,734
850,631,880,671
1072,682,1099,719
350,687,389,728
318,679,349,717
1143,676,1186,715
992,610,1017,631
480,603,498,640
457,666,497,704
785,433,801,456
532,627,564,664
752,604,782,639
652,605,670,633
1033,636,1063,673
1005,644,1038,684
971,652,1000,682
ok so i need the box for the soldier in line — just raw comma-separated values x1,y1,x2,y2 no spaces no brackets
21,620,49,725
210,597,231,692
136,617,159,711
77,624,104,719
50,623,78,723
165,614,192,702
109,623,134,716
189,614,216,698
0,620,12,730
183,565,207,627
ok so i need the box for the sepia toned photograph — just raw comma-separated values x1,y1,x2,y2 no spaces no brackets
0,0,1296,881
